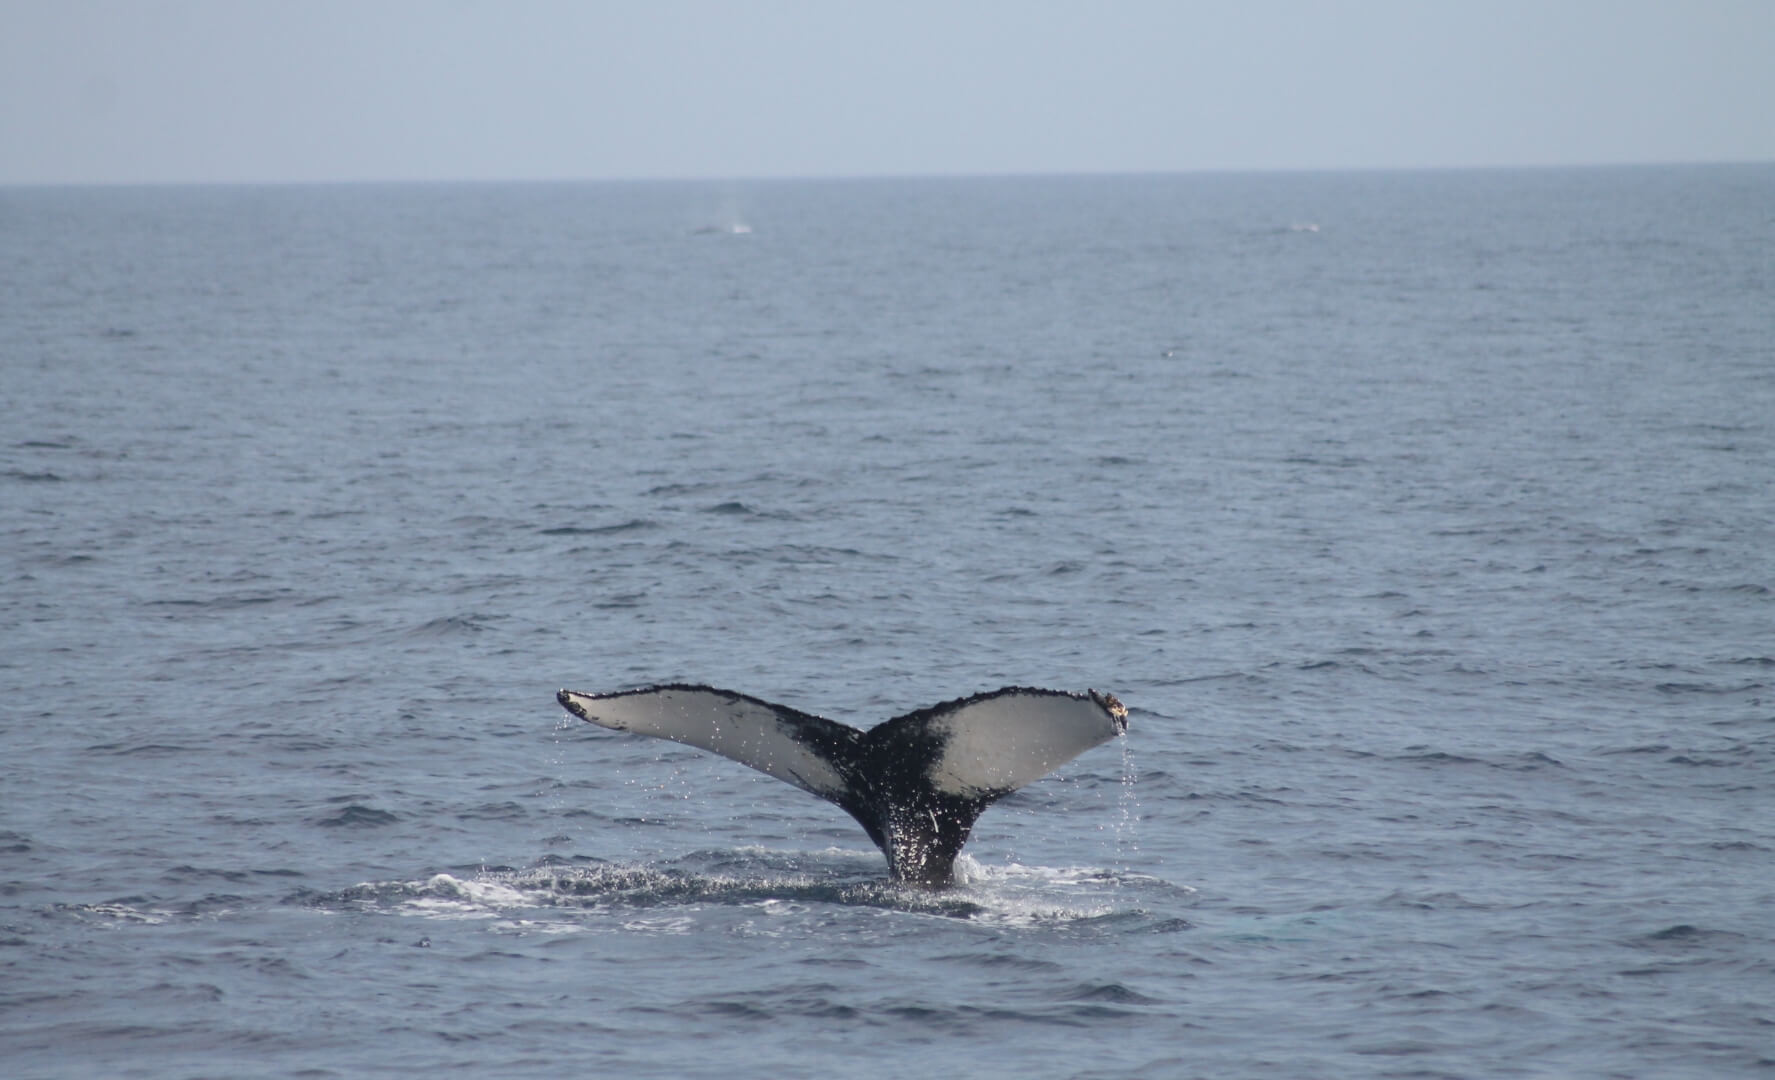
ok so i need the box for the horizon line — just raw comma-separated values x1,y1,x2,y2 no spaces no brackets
4,157,1771,192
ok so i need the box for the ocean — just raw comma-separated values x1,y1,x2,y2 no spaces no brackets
3,165,1772,1078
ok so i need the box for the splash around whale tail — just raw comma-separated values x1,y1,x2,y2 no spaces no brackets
555,684,1128,886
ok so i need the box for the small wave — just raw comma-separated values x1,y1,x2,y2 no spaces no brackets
1635,924,1750,950
775,543,897,564
539,519,656,535
83,741,195,757
53,901,174,926
1059,981,1165,1005
405,613,503,636
932,951,1064,972
161,865,253,884
705,502,801,522
457,801,529,823
1656,680,1766,695
1281,454,1365,468
1390,748,1564,771
314,804,400,828
644,482,717,497
1663,754,1743,767
1709,839,1770,854
593,592,647,609
1377,889,1496,911
144,592,289,610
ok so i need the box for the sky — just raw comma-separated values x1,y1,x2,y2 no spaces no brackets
2,0,1771,185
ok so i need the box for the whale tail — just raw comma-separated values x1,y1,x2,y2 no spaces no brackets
555,684,1128,886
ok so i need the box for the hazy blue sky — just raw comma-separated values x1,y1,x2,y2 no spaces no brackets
3,0,1771,184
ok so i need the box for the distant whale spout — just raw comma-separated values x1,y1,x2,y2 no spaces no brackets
555,684,1128,887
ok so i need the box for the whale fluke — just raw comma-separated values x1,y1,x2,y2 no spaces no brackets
555,684,1128,886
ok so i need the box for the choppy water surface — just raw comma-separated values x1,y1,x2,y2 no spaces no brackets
4,167,1773,1078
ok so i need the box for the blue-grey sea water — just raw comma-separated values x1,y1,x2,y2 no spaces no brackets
3,166,1773,1078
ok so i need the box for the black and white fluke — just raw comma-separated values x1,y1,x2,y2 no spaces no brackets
555,684,1129,886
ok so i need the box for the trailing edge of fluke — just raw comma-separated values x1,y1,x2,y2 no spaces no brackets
555,683,1128,886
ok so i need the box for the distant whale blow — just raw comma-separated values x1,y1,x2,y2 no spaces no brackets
555,684,1128,886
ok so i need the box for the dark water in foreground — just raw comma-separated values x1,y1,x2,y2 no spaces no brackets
3,167,1773,1077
